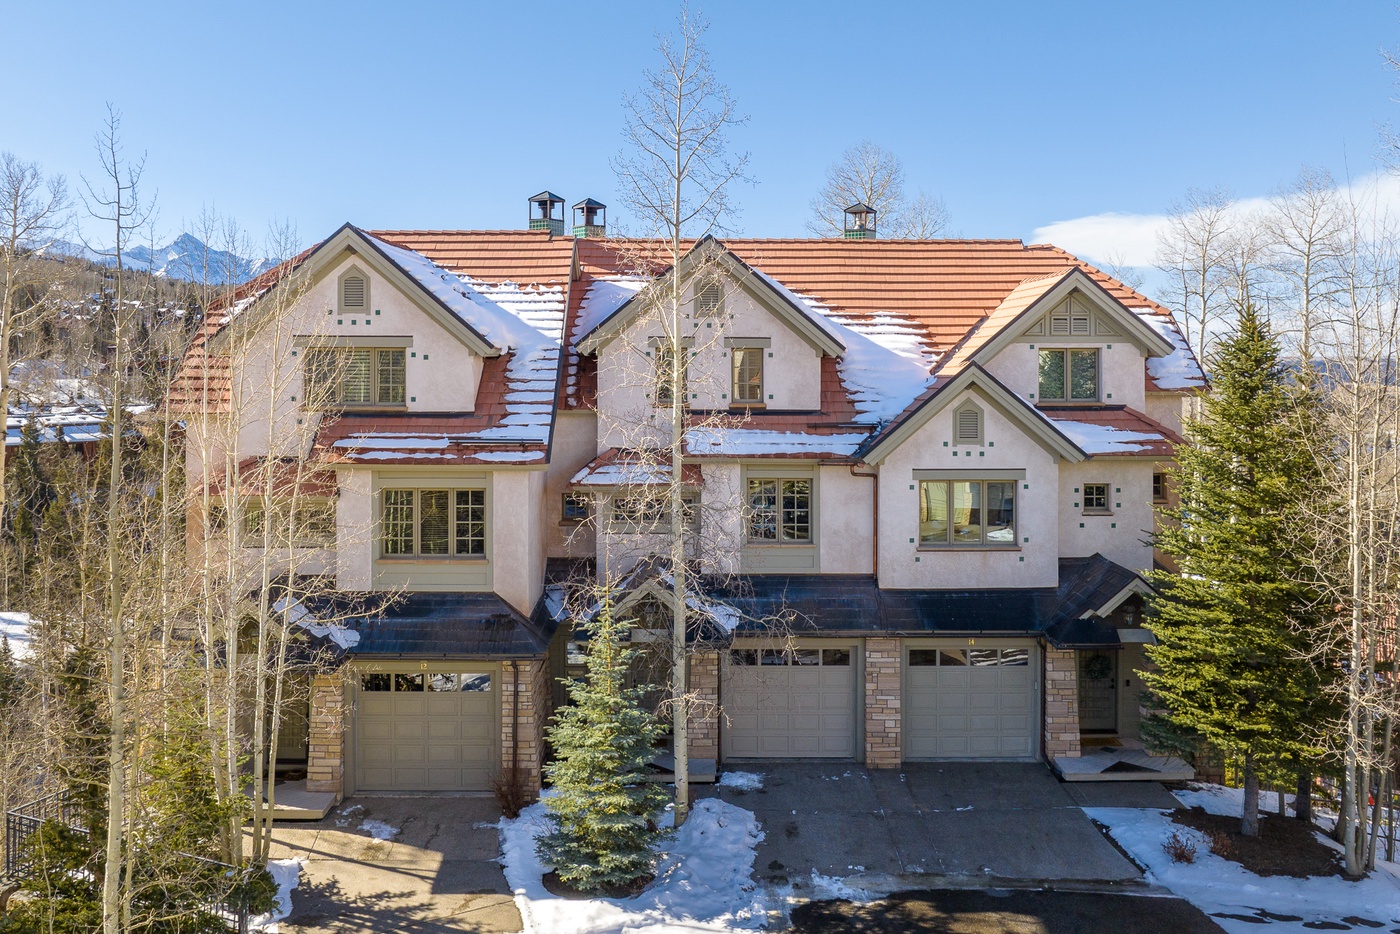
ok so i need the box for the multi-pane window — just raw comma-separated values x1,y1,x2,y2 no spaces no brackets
304,348,406,408
729,648,851,666
1153,472,1167,502
654,345,687,407
612,493,699,532
747,478,811,543
361,671,491,692
1037,348,1099,401
731,348,764,405
918,479,1016,546
241,499,336,547
381,489,485,557
908,647,1029,666
1082,483,1110,513
562,493,591,523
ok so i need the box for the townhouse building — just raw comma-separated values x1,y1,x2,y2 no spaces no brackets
168,198,1205,800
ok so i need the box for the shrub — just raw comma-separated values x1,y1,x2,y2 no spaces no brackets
1163,830,1198,864
493,767,531,819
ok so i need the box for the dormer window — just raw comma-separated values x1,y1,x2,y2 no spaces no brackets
1038,348,1098,402
339,268,369,313
953,402,983,445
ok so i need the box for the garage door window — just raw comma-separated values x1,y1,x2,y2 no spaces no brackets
361,673,391,691
910,647,1027,667
731,648,850,666
394,673,424,691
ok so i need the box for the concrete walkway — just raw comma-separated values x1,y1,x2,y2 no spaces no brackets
266,796,521,934
707,761,1168,897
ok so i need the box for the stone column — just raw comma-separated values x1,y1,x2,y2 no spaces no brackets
1043,647,1082,759
502,660,550,796
305,674,346,798
864,638,902,767
687,651,720,762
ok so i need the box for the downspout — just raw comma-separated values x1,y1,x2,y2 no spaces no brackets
510,661,520,775
850,463,878,578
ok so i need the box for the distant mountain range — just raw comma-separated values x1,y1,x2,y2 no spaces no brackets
34,232,278,284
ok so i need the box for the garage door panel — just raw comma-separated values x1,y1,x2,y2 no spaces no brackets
906,645,1037,761
723,650,856,759
354,669,499,792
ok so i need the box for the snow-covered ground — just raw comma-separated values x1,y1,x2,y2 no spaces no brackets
0,611,33,660
499,794,768,934
248,859,302,932
716,770,764,791
1087,784,1400,933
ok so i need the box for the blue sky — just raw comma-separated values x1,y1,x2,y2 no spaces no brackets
4,0,1398,264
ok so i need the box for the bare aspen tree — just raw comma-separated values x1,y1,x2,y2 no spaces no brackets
611,5,749,825
0,153,69,528
1156,187,1239,360
1301,185,1400,877
807,140,950,238
1265,166,1347,364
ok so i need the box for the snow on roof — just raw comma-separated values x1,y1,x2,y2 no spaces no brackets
331,435,450,450
1046,418,1162,454
274,597,361,651
749,268,847,347
573,276,646,342
368,235,564,445
472,451,545,462
571,462,673,486
1133,308,1206,391
0,612,33,660
685,426,869,457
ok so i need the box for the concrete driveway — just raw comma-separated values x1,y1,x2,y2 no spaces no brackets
707,761,1171,896
265,796,521,934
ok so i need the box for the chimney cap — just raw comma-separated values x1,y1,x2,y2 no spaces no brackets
529,190,565,204
573,197,607,209
845,202,876,215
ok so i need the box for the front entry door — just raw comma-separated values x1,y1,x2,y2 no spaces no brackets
1078,650,1118,733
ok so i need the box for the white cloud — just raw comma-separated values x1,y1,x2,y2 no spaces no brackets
1031,170,1400,269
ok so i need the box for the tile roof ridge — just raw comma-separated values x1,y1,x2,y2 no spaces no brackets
1026,243,1169,314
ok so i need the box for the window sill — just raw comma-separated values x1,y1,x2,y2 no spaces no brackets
744,541,813,548
916,545,1022,552
1082,510,1113,517
378,555,488,563
730,402,766,411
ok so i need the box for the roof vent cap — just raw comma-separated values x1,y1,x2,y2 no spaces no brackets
528,191,565,235
573,199,607,239
844,202,877,240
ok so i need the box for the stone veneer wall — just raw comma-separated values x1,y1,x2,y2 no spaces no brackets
502,659,551,795
305,674,346,798
865,637,902,767
1043,648,1082,759
687,651,721,761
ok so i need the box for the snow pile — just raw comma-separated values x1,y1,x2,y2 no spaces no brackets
0,611,33,660
717,771,764,791
1046,418,1163,454
248,858,302,932
273,597,360,651
1175,783,1292,817
500,796,767,934
1086,806,1400,934
1134,308,1207,390
359,819,399,840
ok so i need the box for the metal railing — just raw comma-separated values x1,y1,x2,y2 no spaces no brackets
5,790,258,931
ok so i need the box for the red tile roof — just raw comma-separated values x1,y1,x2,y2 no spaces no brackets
1039,406,1184,458
312,410,547,466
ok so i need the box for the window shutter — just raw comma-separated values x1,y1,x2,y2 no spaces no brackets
1050,316,1070,336
956,407,981,442
697,282,722,315
342,276,366,309
1070,316,1091,335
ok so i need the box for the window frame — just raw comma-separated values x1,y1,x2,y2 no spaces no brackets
379,487,487,559
240,497,337,548
1037,347,1100,402
917,477,1018,548
731,347,765,406
611,492,699,534
1082,482,1111,515
746,477,812,544
304,346,407,410
653,344,688,408
1152,472,1167,503
561,492,592,524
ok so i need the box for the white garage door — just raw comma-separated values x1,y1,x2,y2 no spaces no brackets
722,645,857,758
355,669,499,791
905,643,1037,759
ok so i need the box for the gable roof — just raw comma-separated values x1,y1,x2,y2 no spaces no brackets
860,363,1086,465
575,237,846,358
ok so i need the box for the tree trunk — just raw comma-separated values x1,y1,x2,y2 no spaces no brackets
1295,769,1313,823
1241,752,1260,838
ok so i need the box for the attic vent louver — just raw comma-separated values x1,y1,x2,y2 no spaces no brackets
1050,315,1090,336
697,282,722,315
955,405,982,444
342,276,366,309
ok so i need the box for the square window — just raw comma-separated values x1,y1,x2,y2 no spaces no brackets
1083,483,1110,513
562,492,591,523
1037,348,1099,402
747,478,811,543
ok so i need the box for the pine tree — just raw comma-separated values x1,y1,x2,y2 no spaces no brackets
538,597,671,893
1145,304,1324,837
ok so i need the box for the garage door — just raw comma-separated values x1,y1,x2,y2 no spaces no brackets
355,669,499,791
722,645,856,758
905,643,1037,759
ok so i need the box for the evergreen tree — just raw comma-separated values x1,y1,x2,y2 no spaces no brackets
1145,304,1324,837
538,598,670,893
